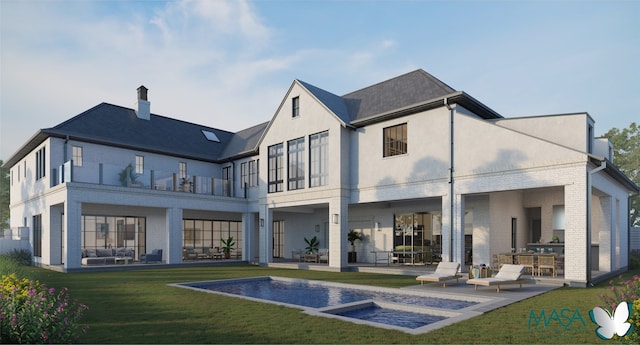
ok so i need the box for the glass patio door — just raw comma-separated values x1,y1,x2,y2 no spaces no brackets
394,212,440,264
272,221,284,258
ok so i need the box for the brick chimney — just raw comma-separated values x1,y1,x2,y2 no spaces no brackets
135,85,150,120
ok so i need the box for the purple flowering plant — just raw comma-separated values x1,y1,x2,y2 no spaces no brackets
598,274,640,344
0,273,89,343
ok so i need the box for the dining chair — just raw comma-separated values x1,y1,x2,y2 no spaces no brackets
537,254,556,277
516,254,535,276
498,254,514,270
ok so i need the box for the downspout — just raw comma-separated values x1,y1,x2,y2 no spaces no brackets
445,98,454,262
587,159,606,285
629,193,633,270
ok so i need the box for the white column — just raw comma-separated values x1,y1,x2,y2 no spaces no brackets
329,197,349,269
441,194,452,262
64,201,82,269
165,208,183,264
259,206,273,264
49,204,63,266
242,212,257,263
453,194,466,266
564,181,588,284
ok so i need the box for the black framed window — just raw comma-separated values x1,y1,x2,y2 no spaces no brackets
135,155,144,174
309,131,329,187
249,159,259,187
383,123,407,157
182,219,242,255
292,96,300,117
179,162,187,179
35,146,46,180
72,146,83,167
288,137,305,190
240,162,248,189
222,166,232,196
268,143,284,193
33,214,42,257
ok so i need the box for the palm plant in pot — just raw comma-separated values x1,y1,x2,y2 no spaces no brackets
304,236,319,254
347,229,363,263
221,236,235,259
119,163,137,187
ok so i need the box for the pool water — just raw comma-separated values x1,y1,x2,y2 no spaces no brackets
189,278,477,309
335,305,446,329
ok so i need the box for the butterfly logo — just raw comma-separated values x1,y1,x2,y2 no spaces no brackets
589,301,633,340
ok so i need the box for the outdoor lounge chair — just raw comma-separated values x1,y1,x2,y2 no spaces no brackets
415,262,462,287
466,264,527,292
318,248,329,263
140,249,163,263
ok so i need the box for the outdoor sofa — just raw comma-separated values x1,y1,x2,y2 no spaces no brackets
81,248,134,265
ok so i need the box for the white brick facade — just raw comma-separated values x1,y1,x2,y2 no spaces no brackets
4,71,636,285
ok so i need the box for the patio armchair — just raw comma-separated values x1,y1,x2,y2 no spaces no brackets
141,249,163,263
318,248,329,263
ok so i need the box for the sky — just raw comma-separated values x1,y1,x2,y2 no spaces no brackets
1,0,639,161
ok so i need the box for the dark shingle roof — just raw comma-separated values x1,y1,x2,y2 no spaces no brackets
296,69,497,126
220,121,269,159
297,80,350,124
342,69,457,122
45,103,234,162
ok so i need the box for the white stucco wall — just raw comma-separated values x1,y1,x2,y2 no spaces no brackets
492,113,592,154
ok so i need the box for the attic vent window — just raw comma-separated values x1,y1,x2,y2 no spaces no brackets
202,130,220,142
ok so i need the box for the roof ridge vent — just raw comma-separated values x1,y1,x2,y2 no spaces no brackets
135,85,150,120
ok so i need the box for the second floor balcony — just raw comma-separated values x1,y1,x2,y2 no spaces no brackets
54,160,240,198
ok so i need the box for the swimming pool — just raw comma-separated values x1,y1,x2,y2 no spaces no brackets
186,277,477,309
171,276,497,334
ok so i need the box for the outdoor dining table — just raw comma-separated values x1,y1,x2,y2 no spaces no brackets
499,252,564,276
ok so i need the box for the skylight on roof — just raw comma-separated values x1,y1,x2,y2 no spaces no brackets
201,130,220,142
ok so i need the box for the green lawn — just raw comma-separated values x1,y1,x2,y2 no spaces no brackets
26,264,636,344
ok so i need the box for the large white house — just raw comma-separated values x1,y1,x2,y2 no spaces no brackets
4,70,638,286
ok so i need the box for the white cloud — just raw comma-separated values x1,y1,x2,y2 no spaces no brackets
4,0,635,160
0,0,286,158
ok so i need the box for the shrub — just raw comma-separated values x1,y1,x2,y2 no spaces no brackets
8,249,32,266
598,274,640,344
630,253,640,270
0,254,27,279
0,273,89,343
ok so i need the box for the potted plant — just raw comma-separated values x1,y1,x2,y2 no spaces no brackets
180,176,192,192
304,236,319,254
347,229,363,263
551,235,560,243
119,163,137,187
221,236,235,259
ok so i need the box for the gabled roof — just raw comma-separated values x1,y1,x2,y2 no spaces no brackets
343,69,456,122
220,121,269,160
296,69,501,127
297,80,350,124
